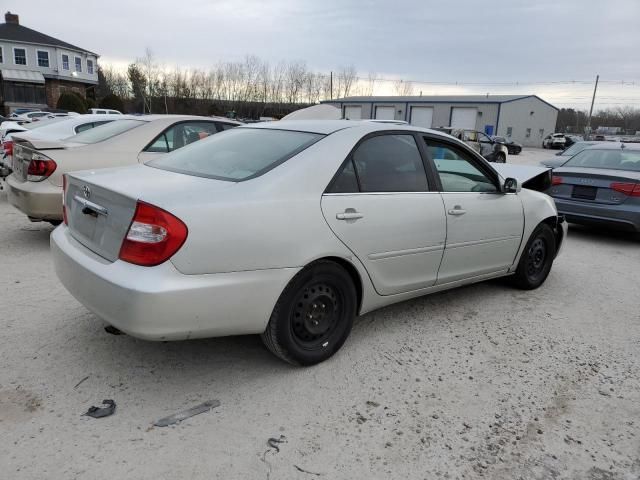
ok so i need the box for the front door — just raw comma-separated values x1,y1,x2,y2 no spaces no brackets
321,133,446,295
422,137,523,284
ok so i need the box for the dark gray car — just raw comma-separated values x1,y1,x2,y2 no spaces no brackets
540,141,599,168
545,143,640,232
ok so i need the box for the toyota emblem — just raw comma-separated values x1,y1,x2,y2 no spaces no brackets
82,185,91,199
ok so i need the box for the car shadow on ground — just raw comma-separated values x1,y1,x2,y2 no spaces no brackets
567,224,639,244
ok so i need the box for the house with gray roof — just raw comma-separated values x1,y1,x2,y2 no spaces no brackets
0,11,99,114
322,94,559,147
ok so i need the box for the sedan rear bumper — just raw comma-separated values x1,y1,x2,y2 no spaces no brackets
51,226,299,340
553,198,640,232
6,175,62,220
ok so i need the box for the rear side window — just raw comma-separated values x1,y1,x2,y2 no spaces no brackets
341,134,428,192
218,122,237,131
67,119,144,144
74,122,95,133
148,128,323,181
145,121,218,153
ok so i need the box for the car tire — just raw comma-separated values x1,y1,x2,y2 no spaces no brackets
48,220,62,226
261,260,357,366
511,223,556,290
495,152,506,163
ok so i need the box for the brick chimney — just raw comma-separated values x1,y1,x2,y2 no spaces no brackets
5,12,19,24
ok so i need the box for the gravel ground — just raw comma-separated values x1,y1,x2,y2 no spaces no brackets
1,149,639,479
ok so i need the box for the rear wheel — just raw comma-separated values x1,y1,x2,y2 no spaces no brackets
512,223,556,289
261,261,357,366
495,152,506,163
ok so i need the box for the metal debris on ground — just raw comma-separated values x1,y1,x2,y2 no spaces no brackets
153,400,220,427
83,399,116,418
73,375,90,389
267,435,287,453
294,464,322,476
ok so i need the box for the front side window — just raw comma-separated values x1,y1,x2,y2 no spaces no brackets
75,57,82,72
425,140,497,193
37,51,50,68
145,121,219,153
62,54,69,70
348,134,428,192
14,48,26,65
149,128,322,181
87,59,94,74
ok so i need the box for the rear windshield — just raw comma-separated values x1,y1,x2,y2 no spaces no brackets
564,149,640,172
561,142,597,156
148,128,323,181
66,119,145,144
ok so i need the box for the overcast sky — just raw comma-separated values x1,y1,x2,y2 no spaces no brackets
6,0,640,109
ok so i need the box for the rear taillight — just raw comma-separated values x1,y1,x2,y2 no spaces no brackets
119,201,188,267
3,139,13,157
610,182,640,197
551,176,563,186
62,175,68,225
27,152,57,182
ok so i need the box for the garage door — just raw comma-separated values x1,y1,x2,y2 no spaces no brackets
410,107,433,128
344,105,362,120
450,107,477,129
375,106,395,120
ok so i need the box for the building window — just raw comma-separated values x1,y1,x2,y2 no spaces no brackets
87,59,94,75
3,81,47,104
506,126,513,137
37,50,50,68
0,46,3,63
62,54,69,70
14,47,27,65
539,128,545,139
525,128,532,138
75,57,82,72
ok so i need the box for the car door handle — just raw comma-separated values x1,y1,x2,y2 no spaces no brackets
448,206,466,216
336,210,363,221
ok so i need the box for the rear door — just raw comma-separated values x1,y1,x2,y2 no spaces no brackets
422,136,523,284
321,133,446,295
138,120,218,162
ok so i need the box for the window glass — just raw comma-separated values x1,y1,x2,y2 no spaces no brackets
564,149,640,172
62,54,69,70
425,140,497,193
66,119,144,144
87,59,94,74
37,51,49,68
561,142,596,156
74,57,82,72
146,133,170,153
14,48,26,65
327,159,359,193
149,128,322,181
506,127,513,137
146,121,219,153
351,134,428,192
74,122,95,133
525,128,532,138
218,122,237,131
478,132,492,143
0,46,3,63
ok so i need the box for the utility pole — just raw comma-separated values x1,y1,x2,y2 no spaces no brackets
585,74,599,139
330,71,333,100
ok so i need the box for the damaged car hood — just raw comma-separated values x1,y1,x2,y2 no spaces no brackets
492,163,552,192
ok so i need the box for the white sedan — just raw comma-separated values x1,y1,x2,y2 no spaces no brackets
52,121,566,365
7,115,241,224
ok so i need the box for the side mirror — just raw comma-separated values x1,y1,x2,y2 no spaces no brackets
503,177,518,193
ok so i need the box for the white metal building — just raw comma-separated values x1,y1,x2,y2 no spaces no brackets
322,95,559,147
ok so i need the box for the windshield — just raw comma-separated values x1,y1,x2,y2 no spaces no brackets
561,142,597,156
148,128,323,181
66,119,145,144
564,149,640,172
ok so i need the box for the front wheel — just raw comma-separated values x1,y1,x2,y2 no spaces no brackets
261,261,357,366
495,152,506,163
511,223,556,290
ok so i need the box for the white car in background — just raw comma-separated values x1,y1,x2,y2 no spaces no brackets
89,108,122,115
1,115,127,177
542,133,567,149
7,115,242,224
51,120,566,365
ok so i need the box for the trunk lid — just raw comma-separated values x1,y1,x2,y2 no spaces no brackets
65,165,235,262
549,167,640,205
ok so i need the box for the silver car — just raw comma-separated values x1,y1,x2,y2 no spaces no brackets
52,121,566,365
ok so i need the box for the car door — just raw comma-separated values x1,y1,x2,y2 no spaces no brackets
422,137,524,284
321,133,447,296
137,120,219,162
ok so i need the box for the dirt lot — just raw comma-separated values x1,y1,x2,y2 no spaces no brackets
1,149,639,480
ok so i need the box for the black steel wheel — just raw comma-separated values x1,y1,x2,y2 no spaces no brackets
262,261,357,365
512,223,556,289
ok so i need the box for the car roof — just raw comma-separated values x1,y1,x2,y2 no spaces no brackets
581,142,640,151
243,119,442,135
130,114,236,123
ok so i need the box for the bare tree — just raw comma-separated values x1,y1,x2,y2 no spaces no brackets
336,65,357,98
394,79,414,96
